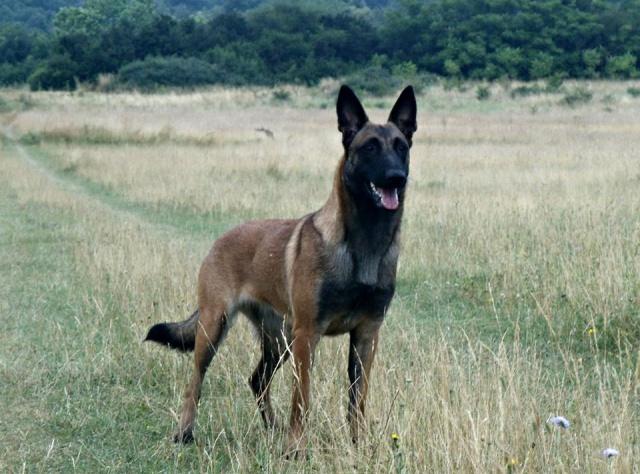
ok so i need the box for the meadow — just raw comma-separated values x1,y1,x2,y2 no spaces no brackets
1,81,639,472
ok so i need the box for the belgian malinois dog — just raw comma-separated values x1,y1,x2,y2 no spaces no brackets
145,85,417,454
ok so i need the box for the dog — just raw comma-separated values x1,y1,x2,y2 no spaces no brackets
145,85,417,455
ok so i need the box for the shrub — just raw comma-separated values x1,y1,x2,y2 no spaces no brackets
114,56,221,91
560,86,593,107
204,42,265,86
271,89,291,102
627,87,640,98
510,83,544,98
343,64,434,97
605,52,638,79
545,75,565,92
27,54,77,91
0,61,35,87
476,85,491,101
343,65,405,97
0,96,12,113
529,52,555,80
582,48,603,78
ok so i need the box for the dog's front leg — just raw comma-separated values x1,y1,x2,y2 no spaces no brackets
286,325,318,457
347,323,381,445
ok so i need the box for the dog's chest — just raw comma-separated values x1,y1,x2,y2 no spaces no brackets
317,278,395,334
314,239,399,333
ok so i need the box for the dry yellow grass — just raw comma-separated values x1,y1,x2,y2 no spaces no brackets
1,82,639,472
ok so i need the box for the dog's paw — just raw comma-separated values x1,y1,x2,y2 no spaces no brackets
282,447,300,461
283,436,306,460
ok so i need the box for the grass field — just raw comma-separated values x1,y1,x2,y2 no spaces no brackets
1,81,639,472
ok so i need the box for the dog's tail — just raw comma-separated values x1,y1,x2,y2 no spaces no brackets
144,309,199,352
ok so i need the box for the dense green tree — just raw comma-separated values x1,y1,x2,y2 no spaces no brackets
0,24,34,64
133,15,182,58
203,13,253,47
0,0,82,32
2,0,640,90
204,41,265,83
54,0,155,36
0,24,47,84
380,0,638,80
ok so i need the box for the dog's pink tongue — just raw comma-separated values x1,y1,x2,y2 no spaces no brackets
380,188,399,210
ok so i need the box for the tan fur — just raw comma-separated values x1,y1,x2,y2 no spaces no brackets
146,86,417,456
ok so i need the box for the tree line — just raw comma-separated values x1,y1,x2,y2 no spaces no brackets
1,0,639,93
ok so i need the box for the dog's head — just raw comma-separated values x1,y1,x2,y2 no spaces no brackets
337,85,417,211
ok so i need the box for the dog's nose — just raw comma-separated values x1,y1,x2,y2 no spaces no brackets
385,170,407,188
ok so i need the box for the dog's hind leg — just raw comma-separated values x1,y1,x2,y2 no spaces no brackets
174,302,232,443
247,307,291,429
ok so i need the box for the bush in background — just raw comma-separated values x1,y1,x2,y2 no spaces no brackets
113,56,221,91
28,54,78,90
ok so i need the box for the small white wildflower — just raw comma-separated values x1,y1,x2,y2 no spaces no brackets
602,448,619,458
548,416,570,429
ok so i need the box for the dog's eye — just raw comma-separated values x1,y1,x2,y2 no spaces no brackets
396,141,409,155
363,143,376,153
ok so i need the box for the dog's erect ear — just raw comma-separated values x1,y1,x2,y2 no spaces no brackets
388,86,417,146
337,85,369,149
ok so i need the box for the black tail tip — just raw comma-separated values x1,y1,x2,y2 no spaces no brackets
144,323,171,345
144,322,194,352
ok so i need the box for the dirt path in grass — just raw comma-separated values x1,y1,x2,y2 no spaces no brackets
1,123,220,239
3,123,95,197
